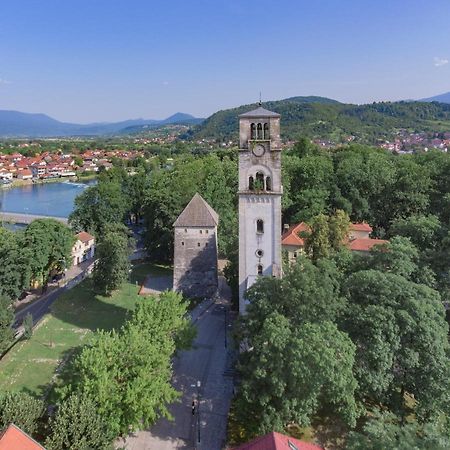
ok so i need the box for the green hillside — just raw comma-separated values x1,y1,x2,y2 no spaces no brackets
190,97,450,143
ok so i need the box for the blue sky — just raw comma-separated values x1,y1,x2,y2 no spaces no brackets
0,0,449,122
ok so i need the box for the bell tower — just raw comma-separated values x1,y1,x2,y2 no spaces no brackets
238,105,282,314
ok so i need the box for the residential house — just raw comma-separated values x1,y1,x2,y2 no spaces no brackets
232,431,322,450
16,169,33,180
282,221,388,263
0,423,45,450
72,231,95,265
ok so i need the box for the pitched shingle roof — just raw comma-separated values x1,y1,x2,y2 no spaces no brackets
233,431,322,450
0,423,45,450
239,106,281,118
75,231,95,243
173,193,219,227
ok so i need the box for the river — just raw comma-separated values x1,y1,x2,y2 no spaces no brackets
0,180,95,218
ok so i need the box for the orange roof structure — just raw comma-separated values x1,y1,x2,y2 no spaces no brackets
75,231,95,243
233,431,322,450
0,423,45,450
281,222,310,246
350,222,372,232
348,238,388,252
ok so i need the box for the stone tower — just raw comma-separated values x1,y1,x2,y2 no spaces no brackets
238,106,282,314
173,193,219,299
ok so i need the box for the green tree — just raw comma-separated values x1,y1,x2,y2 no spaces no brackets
329,209,351,251
236,314,358,438
46,394,112,450
390,214,441,252
0,295,14,353
0,229,29,300
303,213,331,260
342,270,450,418
0,391,44,435
346,412,450,450
65,291,192,437
23,313,33,340
92,229,131,295
69,181,127,236
23,219,74,289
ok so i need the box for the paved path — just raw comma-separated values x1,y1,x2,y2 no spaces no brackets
14,259,94,329
0,211,68,225
120,277,235,450
139,275,173,295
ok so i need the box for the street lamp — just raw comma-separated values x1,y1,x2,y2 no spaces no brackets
197,380,201,443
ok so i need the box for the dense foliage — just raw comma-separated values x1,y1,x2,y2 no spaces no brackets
60,291,194,439
0,391,44,435
191,98,450,143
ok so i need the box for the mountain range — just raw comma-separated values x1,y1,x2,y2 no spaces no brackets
1,91,450,138
0,111,203,138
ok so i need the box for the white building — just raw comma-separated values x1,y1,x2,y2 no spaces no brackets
238,105,282,314
72,231,95,265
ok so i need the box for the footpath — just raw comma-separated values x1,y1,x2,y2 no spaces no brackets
121,276,236,450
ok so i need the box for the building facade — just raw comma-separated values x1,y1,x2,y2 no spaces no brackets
238,106,282,314
173,193,219,299
72,231,95,266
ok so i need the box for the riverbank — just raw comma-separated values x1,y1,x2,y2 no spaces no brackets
1,174,97,189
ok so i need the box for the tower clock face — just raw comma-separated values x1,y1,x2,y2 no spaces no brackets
252,144,265,157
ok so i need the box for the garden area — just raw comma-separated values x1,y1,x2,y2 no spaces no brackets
0,263,172,396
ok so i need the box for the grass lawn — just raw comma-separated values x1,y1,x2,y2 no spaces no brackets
0,263,172,397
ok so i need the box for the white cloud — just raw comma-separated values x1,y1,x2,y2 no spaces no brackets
162,81,169,86
0,77,11,84
434,57,449,67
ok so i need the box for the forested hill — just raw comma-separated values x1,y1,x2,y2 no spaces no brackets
189,97,450,143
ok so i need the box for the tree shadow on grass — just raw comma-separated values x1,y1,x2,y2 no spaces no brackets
49,278,134,333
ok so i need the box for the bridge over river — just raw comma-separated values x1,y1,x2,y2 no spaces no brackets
0,211,68,225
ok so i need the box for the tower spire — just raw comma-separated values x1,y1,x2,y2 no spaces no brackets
259,92,262,106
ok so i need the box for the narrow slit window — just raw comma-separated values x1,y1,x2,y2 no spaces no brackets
256,219,264,234
264,123,269,139
197,242,201,247
249,176,254,190
257,123,263,139
266,176,272,191
250,123,256,139
257,264,263,275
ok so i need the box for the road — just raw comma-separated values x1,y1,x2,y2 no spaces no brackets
121,277,235,450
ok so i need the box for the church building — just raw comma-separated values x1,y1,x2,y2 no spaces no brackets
173,193,219,299
238,105,283,314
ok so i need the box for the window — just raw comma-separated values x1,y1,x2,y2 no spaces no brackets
205,242,208,247
184,228,187,233
264,123,269,139
197,242,201,247
255,172,264,190
205,229,208,234
265,176,272,191
256,219,264,234
257,264,263,275
256,249,264,258
249,176,254,190
250,123,256,139
200,230,203,234
257,123,263,139
181,241,185,246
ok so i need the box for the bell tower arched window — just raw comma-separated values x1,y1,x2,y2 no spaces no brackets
257,123,263,139
256,219,264,234
266,176,272,191
248,176,254,190
255,172,264,190
250,123,256,139
264,123,269,139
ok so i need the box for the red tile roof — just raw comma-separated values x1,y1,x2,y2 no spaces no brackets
0,423,45,450
75,231,95,243
348,238,388,252
350,223,372,232
281,222,310,247
233,431,322,450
